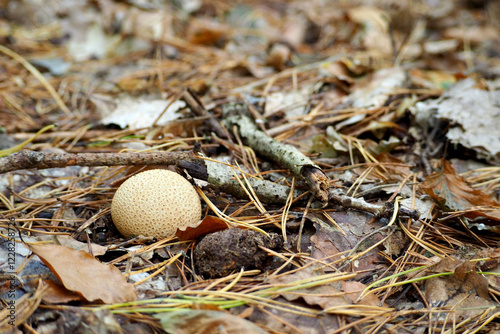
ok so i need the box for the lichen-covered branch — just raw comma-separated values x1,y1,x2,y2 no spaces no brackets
1,150,418,219
222,105,329,202
1,149,297,205
178,157,299,205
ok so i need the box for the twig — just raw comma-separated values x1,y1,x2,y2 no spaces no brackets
328,188,420,220
0,149,297,205
0,150,194,174
178,156,300,205
1,150,419,219
182,88,226,138
222,105,329,202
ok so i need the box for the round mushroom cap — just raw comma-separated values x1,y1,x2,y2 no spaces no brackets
111,169,202,239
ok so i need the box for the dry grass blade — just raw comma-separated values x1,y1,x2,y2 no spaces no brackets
196,187,268,235
0,45,71,116
281,177,294,243
0,124,56,157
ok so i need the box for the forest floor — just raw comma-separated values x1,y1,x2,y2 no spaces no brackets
1,0,500,333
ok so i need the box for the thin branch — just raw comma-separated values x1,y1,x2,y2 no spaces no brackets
0,150,194,174
328,189,420,220
0,44,71,116
182,88,227,138
223,105,329,202
1,150,419,219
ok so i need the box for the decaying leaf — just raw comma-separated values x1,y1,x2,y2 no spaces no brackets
421,160,500,221
423,258,494,318
309,211,387,276
342,281,382,307
343,67,407,110
412,78,500,162
53,235,107,256
97,95,186,130
269,265,382,309
40,279,85,304
269,266,349,309
264,87,311,118
154,310,266,334
176,215,229,241
28,243,137,304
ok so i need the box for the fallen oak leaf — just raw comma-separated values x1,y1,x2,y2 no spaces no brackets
421,159,498,209
27,243,137,304
421,159,500,221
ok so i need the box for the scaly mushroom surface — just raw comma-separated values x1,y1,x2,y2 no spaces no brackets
111,169,202,238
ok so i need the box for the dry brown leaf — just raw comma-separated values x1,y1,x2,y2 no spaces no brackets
54,235,107,256
186,19,229,46
375,153,412,180
41,279,85,304
176,215,229,241
28,243,137,304
421,160,500,220
342,281,382,306
424,258,495,318
154,310,266,334
311,211,387,277
454,261,490,299
269,266,350,309
413,78,500,160
476,248,500,271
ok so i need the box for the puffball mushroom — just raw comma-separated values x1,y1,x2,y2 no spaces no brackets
111,169,202,239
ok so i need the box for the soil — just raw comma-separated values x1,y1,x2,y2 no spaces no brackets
194,229,283,278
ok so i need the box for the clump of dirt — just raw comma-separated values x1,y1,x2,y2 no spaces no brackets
194,228,283,278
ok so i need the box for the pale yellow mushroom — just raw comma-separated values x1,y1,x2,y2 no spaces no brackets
111,169,202,239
